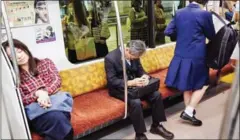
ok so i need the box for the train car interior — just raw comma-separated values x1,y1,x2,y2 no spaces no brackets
1,0,239,139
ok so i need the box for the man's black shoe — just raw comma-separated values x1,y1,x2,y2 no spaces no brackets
135,133,148,140
150,124,174,140
180,111,202,126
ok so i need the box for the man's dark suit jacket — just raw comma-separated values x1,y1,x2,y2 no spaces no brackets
104,48,146,101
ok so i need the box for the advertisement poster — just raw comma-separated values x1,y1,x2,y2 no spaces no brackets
35,25,56,44
4,0,49,27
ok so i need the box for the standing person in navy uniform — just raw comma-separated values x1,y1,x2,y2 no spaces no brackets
164,0,215,126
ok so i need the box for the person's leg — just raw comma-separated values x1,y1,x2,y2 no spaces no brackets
62,112,71,120
31,111,73,140
95,42,102,58
112,94,147,139
62,112,74,140
68,49,78,63
146,91,174,140
183,91,195,117
145,91,166,125
189,86,208,109
64,128,74,140
180,86,208,126
98,43,108,57
183,91,192,107
128,99,147,134
158,32,166,45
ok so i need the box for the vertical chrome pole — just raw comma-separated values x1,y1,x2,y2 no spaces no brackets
2,2,31,139
114,1,128,119
2,1,20,87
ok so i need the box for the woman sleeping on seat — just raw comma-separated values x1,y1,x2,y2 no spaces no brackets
2,39,73,140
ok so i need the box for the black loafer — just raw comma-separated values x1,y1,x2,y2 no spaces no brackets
150,125,174,140
135,134,148,140
180,111,202,126
193,109,196,115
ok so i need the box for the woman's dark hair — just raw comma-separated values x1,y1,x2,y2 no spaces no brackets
91,10,101,27
131,0,142,7
73,0,88,26
91,1,101,27
2,39,39,76
189,0,209,6
154,0,160,4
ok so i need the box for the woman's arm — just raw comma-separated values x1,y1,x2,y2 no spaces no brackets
129,9,147,24
44,59,61,95
203,12,216,41
80,25,90,38
19,88,38,106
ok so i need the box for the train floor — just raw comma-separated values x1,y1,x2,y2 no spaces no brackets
83,86,235,139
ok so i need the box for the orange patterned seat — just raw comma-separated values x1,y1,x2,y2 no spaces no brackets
32,89,124,140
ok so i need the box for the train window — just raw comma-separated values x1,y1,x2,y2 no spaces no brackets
59,0,152,63
154,0,186,46
124,0,149,47
59,0,115,63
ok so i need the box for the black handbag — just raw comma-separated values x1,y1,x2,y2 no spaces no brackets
128,77,160,99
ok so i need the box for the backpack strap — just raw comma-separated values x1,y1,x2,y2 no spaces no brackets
211,11,227,25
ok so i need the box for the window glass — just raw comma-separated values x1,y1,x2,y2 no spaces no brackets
59,0,115,63
127,0,149,46
59,0,152,63
154,0,186,46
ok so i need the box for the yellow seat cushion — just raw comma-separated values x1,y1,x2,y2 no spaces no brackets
220,72,235,84
154,45,175,70
59,44,176,97
140,49,160,73
59,62,107,97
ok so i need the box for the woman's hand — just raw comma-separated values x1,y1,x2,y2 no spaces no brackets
35,90,52,109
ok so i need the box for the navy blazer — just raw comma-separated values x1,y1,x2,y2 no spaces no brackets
163,3,216,91
165,3,215,59
104,48,146,99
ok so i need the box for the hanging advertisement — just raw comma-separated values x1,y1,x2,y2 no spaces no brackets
35,25,56,44
3,0,49,27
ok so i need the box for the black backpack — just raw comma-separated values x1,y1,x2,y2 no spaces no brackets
206,12,239,86
207,12,238,69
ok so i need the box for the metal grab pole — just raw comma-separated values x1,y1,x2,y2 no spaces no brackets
114,1,128,119
2,1,20,87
